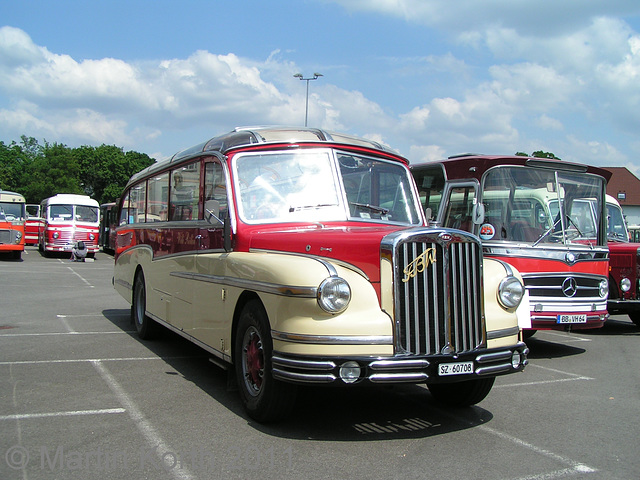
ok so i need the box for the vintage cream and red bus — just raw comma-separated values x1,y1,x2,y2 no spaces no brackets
0,190,26,260
602,195,640,326
38,194,100,256
25,203,44,245
114,127,528,422
412,155,610,337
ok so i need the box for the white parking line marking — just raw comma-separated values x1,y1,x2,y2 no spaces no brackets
0,331,134,337
91,360,195,480
495,362,594,388
0,356,198,366
537,331,592,343
65,265,94,287
0,408,126,421
480,425,597,478
57,315,75,333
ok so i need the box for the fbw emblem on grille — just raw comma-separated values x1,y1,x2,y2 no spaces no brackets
403,247,437,282
562,277,578,297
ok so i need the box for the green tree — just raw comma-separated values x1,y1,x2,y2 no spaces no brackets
75,145,154,204
1,136,155,204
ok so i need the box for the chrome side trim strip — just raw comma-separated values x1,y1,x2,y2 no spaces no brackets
369,372,429,383
486,326,520,340
271,356,336,371
170,272,317,298
272,330,393,345
272,369,336,383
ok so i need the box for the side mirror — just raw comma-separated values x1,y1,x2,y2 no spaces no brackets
472,203,485,225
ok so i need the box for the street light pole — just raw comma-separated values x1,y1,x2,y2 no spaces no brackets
293,72,322,126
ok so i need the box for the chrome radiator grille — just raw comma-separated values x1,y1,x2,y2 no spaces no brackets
395,236,484,356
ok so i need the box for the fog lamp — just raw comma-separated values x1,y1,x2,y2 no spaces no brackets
339,361,361,384
599,279,609,298
511,351,522,369
620,278,631,293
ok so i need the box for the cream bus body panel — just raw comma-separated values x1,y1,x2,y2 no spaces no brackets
120,250,396,360
483,258,525,349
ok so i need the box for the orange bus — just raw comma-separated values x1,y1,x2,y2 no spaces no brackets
38,194,100,256
0,190,26,260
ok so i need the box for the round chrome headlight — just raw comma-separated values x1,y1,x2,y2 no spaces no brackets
599,279,609,298
317,277,351,314
89,233,95,240
52,232,59,239
498,276,524,309
620,277,631,293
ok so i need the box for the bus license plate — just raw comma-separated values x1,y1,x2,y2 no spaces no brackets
556,314,587,324
438,362,474,376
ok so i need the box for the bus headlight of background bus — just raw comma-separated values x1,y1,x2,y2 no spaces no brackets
317,277,351,314
600,279,609,298
620,277,631,293
89,233,95,240
497,275,524,309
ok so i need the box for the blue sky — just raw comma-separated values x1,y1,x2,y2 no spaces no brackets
1,0,640,173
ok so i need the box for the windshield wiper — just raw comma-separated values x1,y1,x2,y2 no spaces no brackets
532,217,563,247
288,203,336,212
350,202,390,215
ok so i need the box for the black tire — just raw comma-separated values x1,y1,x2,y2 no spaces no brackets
234,299,297,422
132,271,155,339
427,377,495,407
629,313,640,327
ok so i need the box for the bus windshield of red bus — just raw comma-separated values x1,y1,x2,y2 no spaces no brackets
475,167,605,246
50,204,98,223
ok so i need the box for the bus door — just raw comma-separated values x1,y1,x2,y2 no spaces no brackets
189,159,232,350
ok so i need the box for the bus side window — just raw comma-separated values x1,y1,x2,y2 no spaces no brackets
170,162,200,221
204,161,228,223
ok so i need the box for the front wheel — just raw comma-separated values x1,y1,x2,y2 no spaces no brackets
427,377,495,407
132,271,155,339
234,299,297,422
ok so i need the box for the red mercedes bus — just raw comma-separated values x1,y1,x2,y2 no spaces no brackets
412,155,611,337
38,194,100,256
0,190,26,260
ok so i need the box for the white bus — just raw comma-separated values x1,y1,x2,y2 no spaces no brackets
39,194,100,256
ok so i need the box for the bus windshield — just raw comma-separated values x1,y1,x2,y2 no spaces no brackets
606,200,629,242
234,149,422,225
476,167,605,246
49,204,98,223
0,202,25,221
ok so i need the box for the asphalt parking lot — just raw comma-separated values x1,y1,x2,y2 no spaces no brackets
1,246,639,480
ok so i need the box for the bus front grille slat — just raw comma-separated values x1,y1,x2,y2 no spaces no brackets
396,239,483,356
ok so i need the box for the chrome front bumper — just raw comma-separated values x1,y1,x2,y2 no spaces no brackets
271,342,528,385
